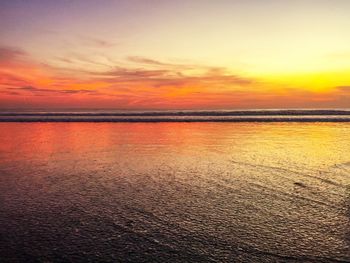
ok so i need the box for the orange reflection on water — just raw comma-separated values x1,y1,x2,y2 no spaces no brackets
1,122,350,169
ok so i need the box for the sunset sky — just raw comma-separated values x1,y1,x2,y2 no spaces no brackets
1,0,350,109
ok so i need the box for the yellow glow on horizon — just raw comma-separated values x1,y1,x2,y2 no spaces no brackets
259,71,350,93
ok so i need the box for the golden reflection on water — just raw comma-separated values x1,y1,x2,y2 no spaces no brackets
1,122,349,168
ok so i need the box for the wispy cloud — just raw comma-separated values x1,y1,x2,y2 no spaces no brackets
127,56,173,66
0,46,27,64
0,89,20,96
95,62,255,89
79,36,117,48
7,86,99,96
336,86,350,92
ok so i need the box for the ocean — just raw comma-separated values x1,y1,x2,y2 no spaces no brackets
0,111,350,262
1,109,350,122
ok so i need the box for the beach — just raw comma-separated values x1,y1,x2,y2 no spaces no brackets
1,122,350,262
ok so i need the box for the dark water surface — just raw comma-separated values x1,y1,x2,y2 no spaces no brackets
1,109,350,122
0,122,350,262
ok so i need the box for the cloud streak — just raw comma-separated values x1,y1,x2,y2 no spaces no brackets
7,86,100,96
0,46,27,65
336,86,350,92
79,36,117,48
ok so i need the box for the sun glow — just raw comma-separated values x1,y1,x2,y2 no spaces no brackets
1,0,350,109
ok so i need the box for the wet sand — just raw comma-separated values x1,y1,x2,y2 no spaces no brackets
0,122,350,262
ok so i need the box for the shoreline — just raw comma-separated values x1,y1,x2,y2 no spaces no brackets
1,117,350,122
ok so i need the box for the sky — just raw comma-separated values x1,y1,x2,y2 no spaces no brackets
1,0,350,110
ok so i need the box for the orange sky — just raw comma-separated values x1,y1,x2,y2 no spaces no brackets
1,0,350,109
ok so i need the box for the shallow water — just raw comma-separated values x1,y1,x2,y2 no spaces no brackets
0,122,350,262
